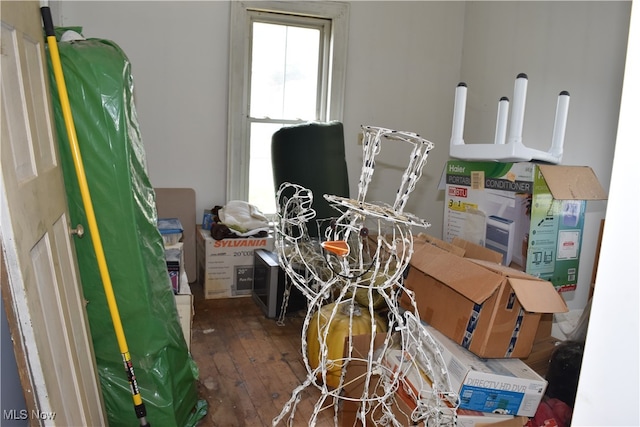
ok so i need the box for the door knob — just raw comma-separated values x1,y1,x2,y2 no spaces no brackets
70,224,85,238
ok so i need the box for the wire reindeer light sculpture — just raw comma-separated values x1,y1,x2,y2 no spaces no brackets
273,126,458,426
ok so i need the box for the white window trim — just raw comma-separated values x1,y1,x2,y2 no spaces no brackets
227,1,350,202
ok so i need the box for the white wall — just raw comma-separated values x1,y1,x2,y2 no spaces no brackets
56,0,232,220
574,2,639,424
54,1,466,232
340,1,465,233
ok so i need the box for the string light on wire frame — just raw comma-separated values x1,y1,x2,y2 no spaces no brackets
273,126,459,426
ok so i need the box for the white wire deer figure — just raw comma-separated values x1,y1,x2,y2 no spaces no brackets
273,126,458,426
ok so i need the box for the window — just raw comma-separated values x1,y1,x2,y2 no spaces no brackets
228,1,349,215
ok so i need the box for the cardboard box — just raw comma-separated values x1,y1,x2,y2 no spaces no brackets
381,347,457,425
394,398,526,427
421,323,547,417
520,335,562,378
341,334,529,425
339,334,386,427
196,226,274,299
413,233,504,264
535,313,554,342
455,409,527,427
401,239,568,358
441,161,606,292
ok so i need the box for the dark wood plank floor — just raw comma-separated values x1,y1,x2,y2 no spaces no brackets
187,280,557,426
189,281,336,426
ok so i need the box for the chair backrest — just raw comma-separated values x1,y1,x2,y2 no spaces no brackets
271,121,350,237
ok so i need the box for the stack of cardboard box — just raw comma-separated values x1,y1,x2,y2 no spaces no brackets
441,161,607,293
341,234,570,426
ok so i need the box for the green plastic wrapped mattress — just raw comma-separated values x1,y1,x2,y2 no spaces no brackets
46,30,206,426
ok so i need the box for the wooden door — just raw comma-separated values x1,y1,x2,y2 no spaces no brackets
1,1,105,424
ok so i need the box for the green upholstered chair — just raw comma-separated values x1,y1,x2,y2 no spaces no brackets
271,121,350,238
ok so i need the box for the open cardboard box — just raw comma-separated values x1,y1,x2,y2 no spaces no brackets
400,236,568,358
441,161,607,293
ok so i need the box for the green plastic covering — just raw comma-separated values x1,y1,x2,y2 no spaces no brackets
46,30,206,426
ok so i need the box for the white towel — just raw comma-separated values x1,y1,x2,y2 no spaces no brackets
218,201,269,235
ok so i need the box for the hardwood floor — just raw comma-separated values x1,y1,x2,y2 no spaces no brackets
189,281,336,426
187,283,556,427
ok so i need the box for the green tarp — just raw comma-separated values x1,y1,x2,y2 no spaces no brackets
46,30,206,426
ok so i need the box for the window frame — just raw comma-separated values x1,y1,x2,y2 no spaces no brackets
227,1,349,203
249,13,329,121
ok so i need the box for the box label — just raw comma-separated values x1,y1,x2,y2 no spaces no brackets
527,171,585,292
459,385,524,415
505,308,525,357
234,265,254,293
213,239,271,249
197,228,274,299
462,303,483,349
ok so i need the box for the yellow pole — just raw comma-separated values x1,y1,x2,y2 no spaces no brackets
41,7,149,426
